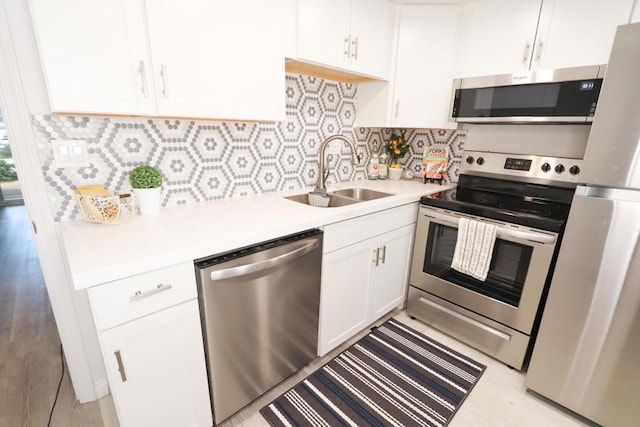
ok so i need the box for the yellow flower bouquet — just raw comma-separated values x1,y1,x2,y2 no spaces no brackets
386,132,409,168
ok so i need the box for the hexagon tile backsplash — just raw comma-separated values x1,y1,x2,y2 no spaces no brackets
32,73,465,221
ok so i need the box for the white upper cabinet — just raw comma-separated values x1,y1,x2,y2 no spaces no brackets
391,5,458,129
297,0,352,70
454,0,543,77
297,0,394,80
356,5,458,129
455,0,634,78
348,0,395,79
533,0,634,70
29,0,285,121
29,0,153,115
144,0,284,121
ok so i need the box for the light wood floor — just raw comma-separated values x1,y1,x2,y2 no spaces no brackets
0,205,109,426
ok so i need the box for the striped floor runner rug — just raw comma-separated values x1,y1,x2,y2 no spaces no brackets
260,318,485,427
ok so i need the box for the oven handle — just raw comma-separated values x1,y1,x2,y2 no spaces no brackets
422,210,556,244
418,296,512,341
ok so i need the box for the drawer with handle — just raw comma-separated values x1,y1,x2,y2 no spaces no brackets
88,261,197,331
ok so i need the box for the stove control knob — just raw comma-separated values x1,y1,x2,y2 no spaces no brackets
555,164,565,174
541,162,551,172
466,156,475,164
476,157,485,165
569,165,581,175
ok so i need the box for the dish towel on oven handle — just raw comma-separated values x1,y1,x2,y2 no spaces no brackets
451,217,498,281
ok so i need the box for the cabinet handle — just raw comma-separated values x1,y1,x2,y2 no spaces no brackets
344,36,350,59
130,283,172,301
373,247,380,267
138,60,148,97
522,40,531,64
351,36,359,60
114,350,127,382
395,100,400,118
160,64,169,99
534,38,544,63
380,245,386,264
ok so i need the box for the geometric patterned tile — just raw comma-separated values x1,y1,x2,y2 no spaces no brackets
32,72,466,221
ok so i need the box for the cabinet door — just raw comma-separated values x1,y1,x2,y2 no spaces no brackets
533,0,634,70
349,0,395,79
29,0,154,115
370,224,414,321
101,300,212,427
454,0,542,77
145,0,284,121
297,0,351,71
318,238,374,356
392,5,458,129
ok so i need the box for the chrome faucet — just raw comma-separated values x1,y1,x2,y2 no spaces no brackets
315,135,360,193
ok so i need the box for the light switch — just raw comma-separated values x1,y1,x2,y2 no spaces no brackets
58,145,70,162
72,145,84,161
52,139,90,168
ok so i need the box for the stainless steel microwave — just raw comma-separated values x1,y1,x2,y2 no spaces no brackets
450,64,606,124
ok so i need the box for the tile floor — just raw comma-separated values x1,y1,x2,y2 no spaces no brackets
215,310,596,427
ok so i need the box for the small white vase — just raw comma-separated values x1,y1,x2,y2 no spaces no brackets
133,187,162,215
389,167,403,180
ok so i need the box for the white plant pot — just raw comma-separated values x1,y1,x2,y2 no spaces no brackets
389,167,403,180
133,187,162,216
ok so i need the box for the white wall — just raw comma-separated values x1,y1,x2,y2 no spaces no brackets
632,0,640,23
461,124,591,159
1,0,106,401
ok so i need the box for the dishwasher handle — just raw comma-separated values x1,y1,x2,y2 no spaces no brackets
209,238,320,281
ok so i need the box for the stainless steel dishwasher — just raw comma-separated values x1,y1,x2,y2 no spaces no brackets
195,229,322,425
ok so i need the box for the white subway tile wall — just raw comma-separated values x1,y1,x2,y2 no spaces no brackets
32,73,465,221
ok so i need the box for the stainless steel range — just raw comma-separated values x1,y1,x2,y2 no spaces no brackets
407,150,582,370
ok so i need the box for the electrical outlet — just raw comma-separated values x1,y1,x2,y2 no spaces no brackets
52,140,90,168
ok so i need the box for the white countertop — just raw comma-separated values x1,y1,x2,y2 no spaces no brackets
59,179,452,289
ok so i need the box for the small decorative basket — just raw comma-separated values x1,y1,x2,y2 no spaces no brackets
308,191,330,208
76,193,138,224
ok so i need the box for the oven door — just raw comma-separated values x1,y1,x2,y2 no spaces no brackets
410,206,558,335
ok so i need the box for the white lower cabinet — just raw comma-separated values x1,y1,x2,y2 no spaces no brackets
88,262,212,427
319,238,374,355
318,204,417,356
368,224,415,321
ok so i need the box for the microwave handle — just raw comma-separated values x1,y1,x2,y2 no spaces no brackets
422,210,556,244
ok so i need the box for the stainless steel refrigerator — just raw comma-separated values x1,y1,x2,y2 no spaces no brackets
525,22,640,426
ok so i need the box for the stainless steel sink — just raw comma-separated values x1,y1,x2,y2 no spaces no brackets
331,188,394,201
284,193,361,207
284,187,393,207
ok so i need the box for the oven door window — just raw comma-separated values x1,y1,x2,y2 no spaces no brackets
423,222,533,307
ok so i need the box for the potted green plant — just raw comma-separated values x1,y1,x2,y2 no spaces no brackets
129,165,163,215
386,131,409,179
